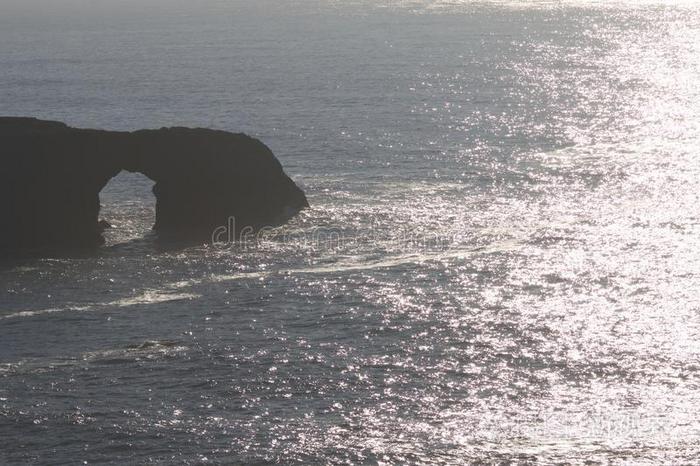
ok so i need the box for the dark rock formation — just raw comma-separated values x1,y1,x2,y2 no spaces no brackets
0,117,308,252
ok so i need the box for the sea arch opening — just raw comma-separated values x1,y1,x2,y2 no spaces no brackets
98,170,157,244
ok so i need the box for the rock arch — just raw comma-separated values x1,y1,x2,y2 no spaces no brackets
0,118,308,251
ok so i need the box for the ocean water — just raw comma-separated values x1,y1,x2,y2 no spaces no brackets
1,0,700,463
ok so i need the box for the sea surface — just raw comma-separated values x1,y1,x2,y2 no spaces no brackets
1,0,700,464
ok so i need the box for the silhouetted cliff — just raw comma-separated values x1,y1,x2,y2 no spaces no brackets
0,117,308,252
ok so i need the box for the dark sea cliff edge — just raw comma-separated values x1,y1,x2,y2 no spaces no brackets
0,117,308,255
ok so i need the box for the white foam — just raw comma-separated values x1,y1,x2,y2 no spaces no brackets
107,291,200,307
0,292,200,321
208,241,521,282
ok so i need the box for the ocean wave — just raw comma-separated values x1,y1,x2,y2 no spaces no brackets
0,292,200,321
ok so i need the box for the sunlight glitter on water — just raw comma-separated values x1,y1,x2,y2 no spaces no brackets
1,0,700,463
